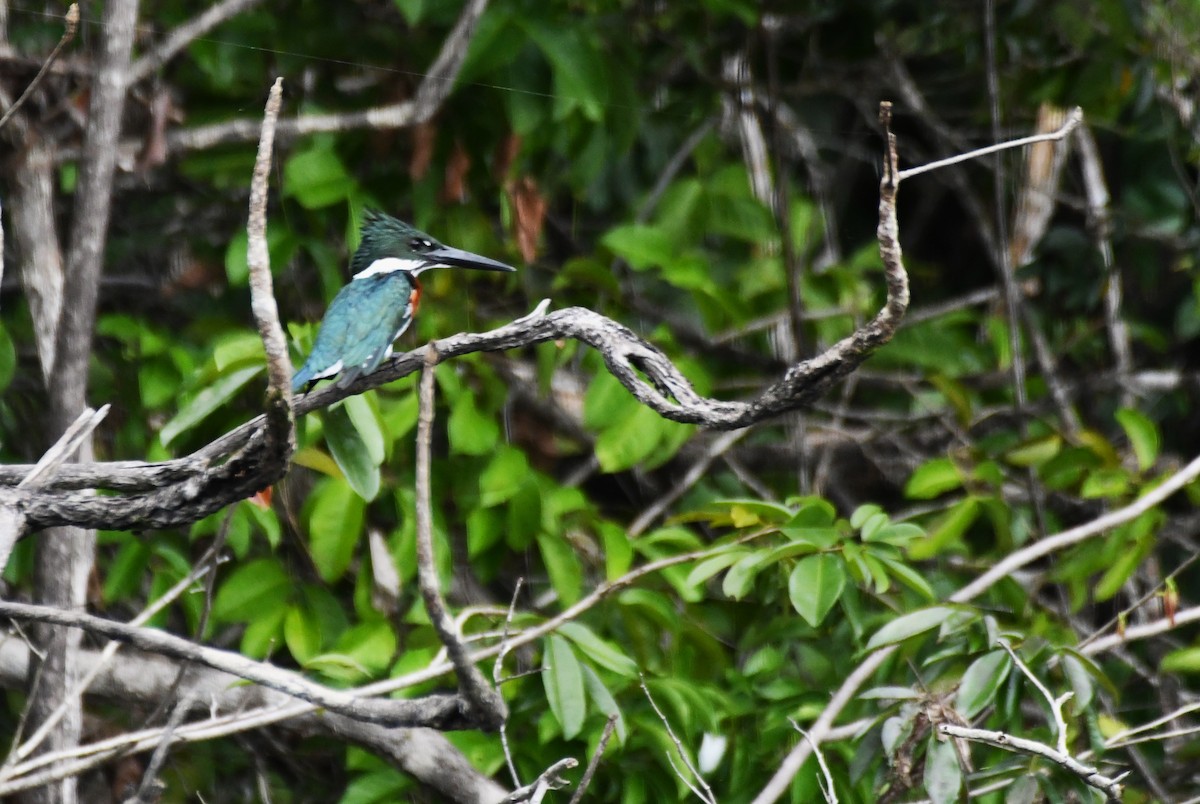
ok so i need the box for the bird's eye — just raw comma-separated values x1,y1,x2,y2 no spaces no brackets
409,238,434,252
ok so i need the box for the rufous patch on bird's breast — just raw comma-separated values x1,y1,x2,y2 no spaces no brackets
409,279,422,314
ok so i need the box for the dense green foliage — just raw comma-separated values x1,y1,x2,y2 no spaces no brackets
3,0,1200,801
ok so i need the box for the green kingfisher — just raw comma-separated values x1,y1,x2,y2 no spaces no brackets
292,210,515,392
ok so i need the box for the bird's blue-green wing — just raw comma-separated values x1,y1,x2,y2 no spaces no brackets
293,273,416,390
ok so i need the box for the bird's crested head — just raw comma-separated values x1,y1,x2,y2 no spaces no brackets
350,210,515,277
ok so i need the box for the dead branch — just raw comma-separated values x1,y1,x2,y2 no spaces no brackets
414,351,507,730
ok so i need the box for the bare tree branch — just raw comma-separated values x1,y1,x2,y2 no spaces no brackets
938,724,1126,802
0,4,78,133
127,0,264,84
0,600,491,730
415,351,506,730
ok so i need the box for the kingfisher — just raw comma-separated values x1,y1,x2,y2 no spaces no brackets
292,210,515,392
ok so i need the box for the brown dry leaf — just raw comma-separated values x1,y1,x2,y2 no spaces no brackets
492,132,522,180
409,120,436,181
440,140,471,203
508,175,546,263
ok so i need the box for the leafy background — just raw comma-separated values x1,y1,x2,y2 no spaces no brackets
2,0,1200,801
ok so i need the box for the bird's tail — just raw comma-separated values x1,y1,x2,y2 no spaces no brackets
291,363,314,393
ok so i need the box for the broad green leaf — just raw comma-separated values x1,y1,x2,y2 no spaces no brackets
1080,467,1131,499
338,768,411,804
543,635,586,739
1161,647,1200,674
1062,653,1095,711
924,735,962,804
344,395,386,465
788,554,846,628
102,542,151,604
858,511,889,541
324,404,381,502
213,558,291,622
594,404,664,472
685,549,747,589
537,532,584,605
582,665,628,743
1005,776,1040,804
447,394,500,455
1005,435,1063,468
876,555,936,599
909,498,980,560
905,458,962,499
309,478,366,583
240,604,286,659
284,144,356,209
559,621,638,677
866,606,959,651
160,365,262,446
334,620,397,675
285,605,322,664
479,447,529,506
600,224,677,271
869,523,925,546
525,24,608,121
600,522,633,581
1116,408,1159,471
722,551,766,600
955,650,1011,717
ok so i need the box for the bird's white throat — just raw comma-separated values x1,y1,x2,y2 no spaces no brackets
353,257,427,279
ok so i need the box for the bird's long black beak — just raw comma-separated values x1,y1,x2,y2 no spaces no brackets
425,245,516,273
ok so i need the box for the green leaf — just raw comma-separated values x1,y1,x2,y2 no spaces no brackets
213,558,291,622
1116,408,1159,471
537,532,584,605
955,650,1011,718
685,550,747,589
866,606,959,651
924,734,962,804
1080,466,1131,499
479,447,529,506
1062,653,1095,712
788,554,846,628
543,634,586,739
308,478,366,583
324,404,381,502
333,620,397,675
600,522,633,581
102,542,151,604
160,365,262,446
594,404,664,472
284,144,356,209
1161,647,1200,674
338,768,411,804
581,665,628,743
1004,435,1063,468
601,224,677,271
909,498,980,560
0,324,15,393
721,551,766,600
344,395,386,465
525,24,608,121
285,605,323,664
876,555,936,599
447,394,500,455
559,621,638,678
905,458,962,499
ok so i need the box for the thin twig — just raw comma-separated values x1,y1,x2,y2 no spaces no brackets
499,757,579,804
996,638,1069,755
496,578,525,787
790,721,838,804
895,108,1083,182
938,723,1126,802
640,675,715,804
128,0,264,83
567,714,618,804
0,3,79,132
